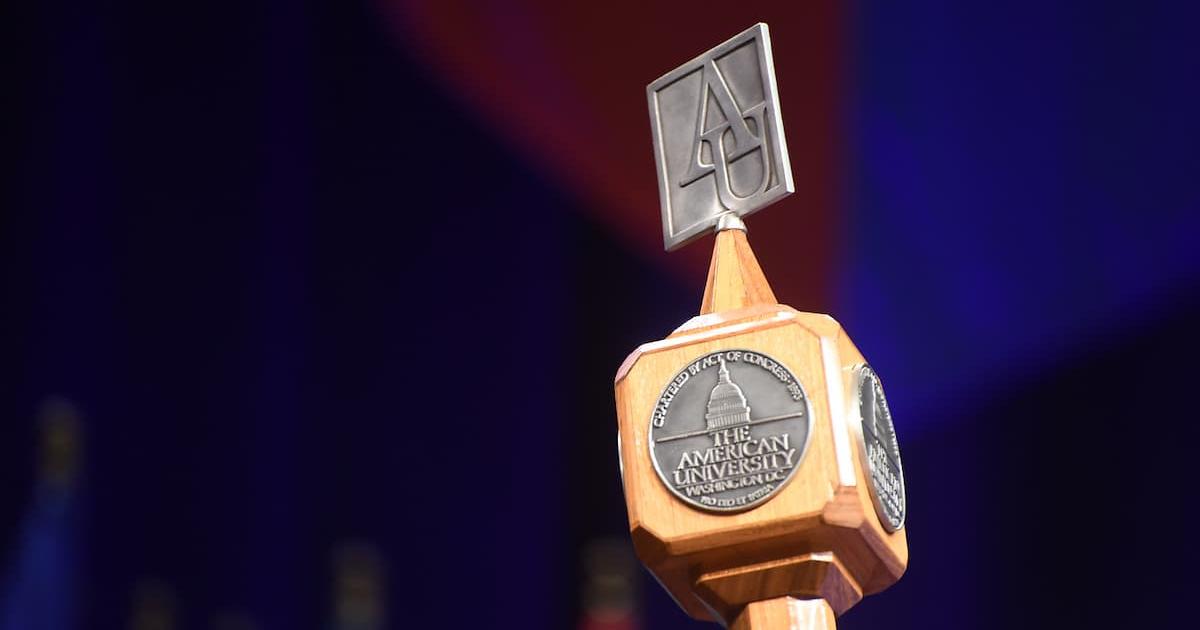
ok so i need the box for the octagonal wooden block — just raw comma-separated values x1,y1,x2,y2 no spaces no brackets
615,300,908,624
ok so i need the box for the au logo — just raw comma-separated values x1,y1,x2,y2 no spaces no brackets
647,23,794,250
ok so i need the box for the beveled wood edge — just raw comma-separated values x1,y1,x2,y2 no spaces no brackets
614,308,842,385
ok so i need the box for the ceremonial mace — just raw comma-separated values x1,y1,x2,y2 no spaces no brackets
615,24,907,629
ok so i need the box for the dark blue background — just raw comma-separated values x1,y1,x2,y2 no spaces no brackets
2,1,1198,628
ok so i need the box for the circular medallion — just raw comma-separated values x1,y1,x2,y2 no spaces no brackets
852,365,906,532
649,349,811,513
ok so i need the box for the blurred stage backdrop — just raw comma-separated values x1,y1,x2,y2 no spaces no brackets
2,1,1199,628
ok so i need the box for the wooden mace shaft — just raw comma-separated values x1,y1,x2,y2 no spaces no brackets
731,597,836,630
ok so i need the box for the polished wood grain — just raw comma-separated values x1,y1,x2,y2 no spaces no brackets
614,229,908,626
695,552,861,619
731,597,836,630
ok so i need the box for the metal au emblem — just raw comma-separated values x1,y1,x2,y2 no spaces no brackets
851,365,906,531
649,349,811,512
647,23,794,251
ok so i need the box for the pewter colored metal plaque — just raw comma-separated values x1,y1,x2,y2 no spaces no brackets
647,23,794,251
649,349,811,512
852,365,906,531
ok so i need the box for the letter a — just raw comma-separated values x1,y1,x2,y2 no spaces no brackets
677,60,770,212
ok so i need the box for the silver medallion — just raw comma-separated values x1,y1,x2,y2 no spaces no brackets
647,23,794,251
852,365,906,532
649,349,811,513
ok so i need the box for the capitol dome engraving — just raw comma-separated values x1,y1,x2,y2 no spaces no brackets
704,358,751,430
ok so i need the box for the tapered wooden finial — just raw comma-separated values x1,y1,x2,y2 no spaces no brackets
699,228,777,315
